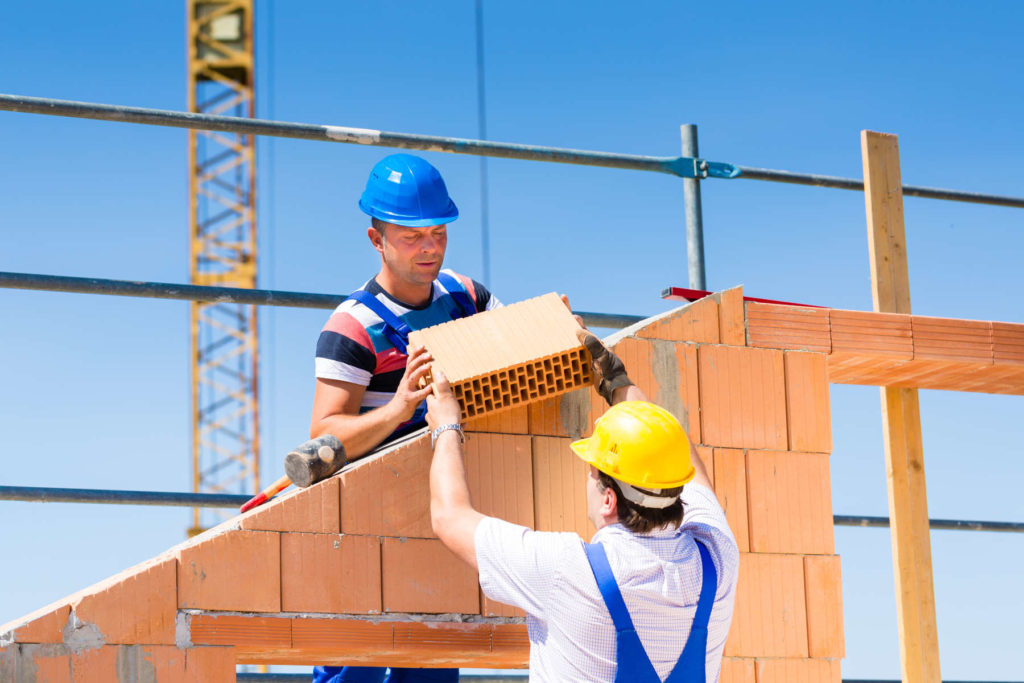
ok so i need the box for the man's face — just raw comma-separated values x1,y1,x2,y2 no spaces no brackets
372,222,448,287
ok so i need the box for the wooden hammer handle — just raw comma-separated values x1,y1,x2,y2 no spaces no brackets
240,474,291,513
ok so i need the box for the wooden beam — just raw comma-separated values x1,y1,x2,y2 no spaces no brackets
861,130,941,683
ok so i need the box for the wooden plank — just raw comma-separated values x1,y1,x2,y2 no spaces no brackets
862,130,941,683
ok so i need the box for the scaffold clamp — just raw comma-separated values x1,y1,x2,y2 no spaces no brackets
669,156,742,179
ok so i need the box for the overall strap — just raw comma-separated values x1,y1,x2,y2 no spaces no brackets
664,539,718,683
435,272,477,319
347,289,411,354
584,542,660,683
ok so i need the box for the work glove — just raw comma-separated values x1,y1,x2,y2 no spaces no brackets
576,328,633,406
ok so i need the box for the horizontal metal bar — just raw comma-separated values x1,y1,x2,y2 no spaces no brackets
237,677,523,682
0,94,691,177
0,486,249,508
2,94,1022,208
0,271,644,329
5,485,1021,535
833,514,1024,533
736,165,1024,209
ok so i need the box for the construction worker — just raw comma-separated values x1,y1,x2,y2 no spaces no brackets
425,331,740,682
309,153,499,683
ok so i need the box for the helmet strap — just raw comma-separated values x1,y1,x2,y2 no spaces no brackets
617,481,679,510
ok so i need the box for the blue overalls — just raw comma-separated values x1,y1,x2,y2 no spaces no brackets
583,539,717,683
312,273,475,683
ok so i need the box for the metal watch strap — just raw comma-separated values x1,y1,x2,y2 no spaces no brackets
431,423,465,449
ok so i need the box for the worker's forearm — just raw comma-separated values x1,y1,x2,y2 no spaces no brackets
688,437,714,491
611,384,648,404
311,402,406,460
429,430,482,569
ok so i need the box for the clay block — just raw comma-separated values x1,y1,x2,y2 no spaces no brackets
290,617,393,652
636,296,720,344
464,405,530,434
340,435,434,538
393,622,491,654
481,591,525,618
675,343,702,445
0,645,73,682
755,658,840,683
784,351,833,453
695,446,714,486
747,303,830,352
528,388,600,439
70,645,236,682
712,448,749,552
381,538,479,614
1,603,70,644
830,309,912,358
527,395,568,437
698,346,788,450
465,433,534,527
717,287,746,347
73,556,178,645
913,315,993,363
532,436,592,541
177,530,281,612
240,476,341,534
281,534,381,614
804,555,845,658
491,623,530,654
68,646,117,682
725,553,808,657
746,451,834,554
719,657,755,683
994,321,1024,365
190,614,291,648
409,293,592,419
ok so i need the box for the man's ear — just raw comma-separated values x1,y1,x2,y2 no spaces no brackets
600,484,618,518
367,225,384,254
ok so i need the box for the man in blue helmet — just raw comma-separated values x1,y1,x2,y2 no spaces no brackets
307,154,500,683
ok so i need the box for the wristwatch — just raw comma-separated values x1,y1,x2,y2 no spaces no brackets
431,423,465,449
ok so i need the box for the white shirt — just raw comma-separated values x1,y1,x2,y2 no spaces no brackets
475,483,739,683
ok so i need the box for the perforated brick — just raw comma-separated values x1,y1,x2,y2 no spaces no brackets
408,293,592,419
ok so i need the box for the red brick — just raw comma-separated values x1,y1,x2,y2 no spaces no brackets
755,658,840,683
281,534,381,614
784,351,832,453
712,448,749,552
698,346,787,450
747,303,830,352
464,405,530,433
381,538,479,614
746,451,834,554
177,530,281,612
532,436,592,540
340,436,435,538
241,476,340,534
72,557,177,645
190,614,291,648
719,657,755,683
291,617,393,652
465,433,534,527
994,321,1024,365
717,287,746,347
830,309,912,358
912,315,992,363
1,603,70,643
637,296,720,344
725,553,808,657
804,555,845,658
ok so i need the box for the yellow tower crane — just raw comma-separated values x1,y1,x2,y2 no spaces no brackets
186,0,260,535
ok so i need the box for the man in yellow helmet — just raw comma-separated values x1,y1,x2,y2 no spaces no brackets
426,331,739,682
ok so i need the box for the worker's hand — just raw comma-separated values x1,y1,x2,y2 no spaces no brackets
389,346,436,422
426,369,462,430
576,328,634,406
560,294,584,328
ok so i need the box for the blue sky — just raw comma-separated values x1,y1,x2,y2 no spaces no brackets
1,1,1022,678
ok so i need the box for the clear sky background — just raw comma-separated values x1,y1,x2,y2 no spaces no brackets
1,1,1022,679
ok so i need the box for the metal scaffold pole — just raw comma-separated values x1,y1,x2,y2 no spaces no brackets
681,124,707,290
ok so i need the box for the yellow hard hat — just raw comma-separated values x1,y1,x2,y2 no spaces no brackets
570,401,694,490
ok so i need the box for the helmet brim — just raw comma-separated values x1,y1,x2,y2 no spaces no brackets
359,199,459,227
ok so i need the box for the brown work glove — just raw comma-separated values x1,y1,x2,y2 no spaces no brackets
576,328,633,406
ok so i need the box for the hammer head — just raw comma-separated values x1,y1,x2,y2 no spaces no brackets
284,434,347,488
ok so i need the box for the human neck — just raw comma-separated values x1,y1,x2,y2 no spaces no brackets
375,269,433,307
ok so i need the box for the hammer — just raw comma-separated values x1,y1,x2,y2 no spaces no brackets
239,434,346,512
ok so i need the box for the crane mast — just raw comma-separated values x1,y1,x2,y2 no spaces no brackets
186,0,259,534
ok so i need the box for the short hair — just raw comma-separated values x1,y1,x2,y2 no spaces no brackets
371,217,388,233
597,471,684,534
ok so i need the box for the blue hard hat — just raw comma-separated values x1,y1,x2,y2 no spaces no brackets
358,154,459,227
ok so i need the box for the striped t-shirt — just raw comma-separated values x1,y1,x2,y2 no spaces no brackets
315,269,501,442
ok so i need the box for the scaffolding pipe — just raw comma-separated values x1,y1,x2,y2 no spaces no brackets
3,486,1021,533
681,124,707,289
0,271,645,329
2,94,1024,208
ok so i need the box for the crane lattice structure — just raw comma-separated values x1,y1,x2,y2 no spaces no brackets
187,0,259,534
